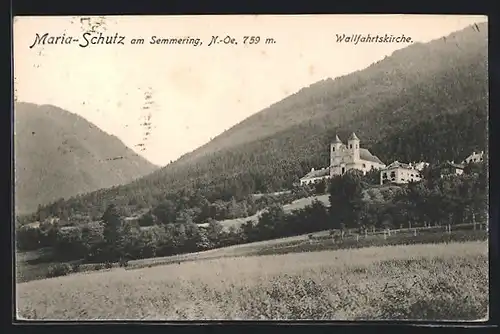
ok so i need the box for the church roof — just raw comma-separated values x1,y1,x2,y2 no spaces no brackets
332,135,342,144
348,132,359,141
359,148,384,165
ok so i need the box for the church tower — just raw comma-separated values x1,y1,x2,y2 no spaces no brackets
330,135,343,166
348,132,360,162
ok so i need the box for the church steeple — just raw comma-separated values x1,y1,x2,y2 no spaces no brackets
348,132,359,141
330,135,343,166
347,132,360,161
333,134,342,144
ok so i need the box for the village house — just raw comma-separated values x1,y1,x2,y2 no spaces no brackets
23,217,60,229
124,214,144,225
463,151,485,164
299,167,330,186
299,132,386,185
380,161,423,185
437,161,465,178
413,161,430,171
24,221,41,229
60,221,102,232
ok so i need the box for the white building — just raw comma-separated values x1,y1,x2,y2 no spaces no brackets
329,133,386,176
380,161,423,185
413,161,430,171
299,132,385,184
463,151,485,164
299,167,330,186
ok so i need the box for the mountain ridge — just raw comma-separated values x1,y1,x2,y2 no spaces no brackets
14,102,159,214
176,22,487,164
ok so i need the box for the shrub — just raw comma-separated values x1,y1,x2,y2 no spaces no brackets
104,262,113,269
93,263,104,271
46,263,72,278
119,258,129,268
70,263,81,273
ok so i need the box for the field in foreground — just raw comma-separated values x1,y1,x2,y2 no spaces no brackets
17,241,488,320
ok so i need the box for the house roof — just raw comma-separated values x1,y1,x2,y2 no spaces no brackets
463,151,484,162
360,149,384,165
413,162,429,171
301,167,330,180
442,161,465,169
385,161,415,170
332,135,342,144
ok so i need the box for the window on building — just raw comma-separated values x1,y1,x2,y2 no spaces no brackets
390,171,396,178
342,167,345,174
356,144,358,149
349,144,352,149
382,173,387,179
401,178,405,181
362,163,366,168
332,147,335,152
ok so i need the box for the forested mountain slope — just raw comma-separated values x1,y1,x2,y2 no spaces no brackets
178,22,487,164
25,23,488,223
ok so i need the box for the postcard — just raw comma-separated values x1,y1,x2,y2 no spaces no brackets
13,14,489,321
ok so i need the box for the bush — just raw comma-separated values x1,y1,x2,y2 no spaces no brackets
104,262,113,269
93,263,104,271
46,263,72,278
119,258,129,268
71,263,81,273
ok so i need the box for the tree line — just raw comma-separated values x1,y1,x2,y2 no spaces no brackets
17,159,487,266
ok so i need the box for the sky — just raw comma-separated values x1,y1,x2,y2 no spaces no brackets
13,15,487,166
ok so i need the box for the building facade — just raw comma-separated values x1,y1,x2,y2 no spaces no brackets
329,133,386,177
299,167,330,186
413,161,430,171
463,151,485,164
380,161,423,185
298,132,385,185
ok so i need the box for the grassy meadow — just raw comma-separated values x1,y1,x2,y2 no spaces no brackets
17,240,488,321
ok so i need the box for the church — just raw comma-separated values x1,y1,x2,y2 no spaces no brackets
300,132,386,185
329,133,386,176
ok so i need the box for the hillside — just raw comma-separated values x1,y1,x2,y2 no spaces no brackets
177,22,488,164
14,102,159,214
26,23,488,223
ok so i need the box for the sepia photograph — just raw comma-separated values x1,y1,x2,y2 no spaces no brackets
13,14,489,321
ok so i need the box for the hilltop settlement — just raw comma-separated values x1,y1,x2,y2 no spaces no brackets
300,132,484,187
